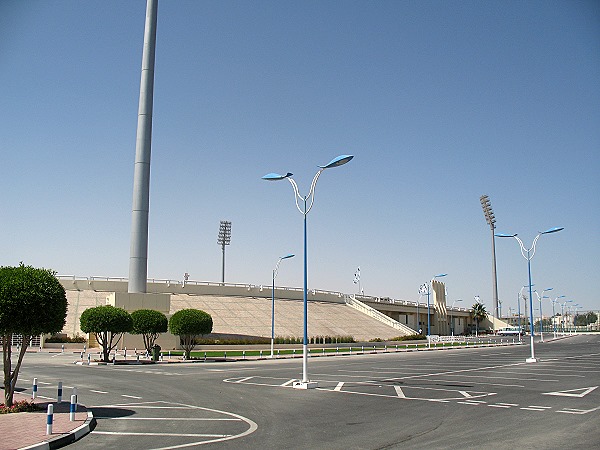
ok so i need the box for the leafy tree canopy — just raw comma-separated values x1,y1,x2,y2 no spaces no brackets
131,309,168,354
80,305,133,362
169,309,213,336
0,263,67,407
168,309,212,359
131,309,168,335
80,305,133,334
0,263,67,336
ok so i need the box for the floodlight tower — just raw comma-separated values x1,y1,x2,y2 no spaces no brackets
217,221,232,283
480,195,499,328
129,0,158,294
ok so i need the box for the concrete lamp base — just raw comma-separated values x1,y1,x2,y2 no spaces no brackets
526,357,539,363
293,381,318,390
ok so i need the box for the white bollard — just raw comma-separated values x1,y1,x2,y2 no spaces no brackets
87,353,91,365
32,378,38,399
72,387,78,411
46,404,53,435
61,344,64,353
70,394,77,421
57,381,63,403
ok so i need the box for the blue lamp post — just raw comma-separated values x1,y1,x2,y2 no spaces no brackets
271,254,294,358
263,154,353,389
551,295,565,338
420,273,447,344
496,227,563,362
533,287,553,342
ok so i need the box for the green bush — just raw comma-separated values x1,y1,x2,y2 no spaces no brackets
389,334,427,342
45,334,87,343
169,309,213,359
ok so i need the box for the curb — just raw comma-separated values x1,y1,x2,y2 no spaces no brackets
20,411,96,450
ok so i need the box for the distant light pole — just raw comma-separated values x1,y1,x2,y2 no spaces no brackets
496,227,564,363
551,295,565,338
217,221,232,283
560,299,573,334
263,154,353,389
534,287,553,342
271,254,294,358
480,195,499,331
450,299,463,336
421,274,447,343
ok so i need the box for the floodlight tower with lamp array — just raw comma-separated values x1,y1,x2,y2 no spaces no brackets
480,195,499,330
217,221,232,283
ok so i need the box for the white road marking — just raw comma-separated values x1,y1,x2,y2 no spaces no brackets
394,386,405,398
542,386,598,398
90,389,108,394
489,404,511,408
236,376,254,383
96,417,240,421
121,394,143,399
334,382,345,392
280,379,297,387
93,431,232,437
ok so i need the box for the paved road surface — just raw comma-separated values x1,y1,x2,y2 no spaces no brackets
13,335,600,449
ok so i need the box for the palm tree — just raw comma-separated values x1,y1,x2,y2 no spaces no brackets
471,302,488,336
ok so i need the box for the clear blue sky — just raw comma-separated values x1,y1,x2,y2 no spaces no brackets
1,1,599,315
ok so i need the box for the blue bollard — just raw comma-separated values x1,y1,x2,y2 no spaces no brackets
32,378,38,399
70,394,77,421
46,404,53,435
57,381,63,403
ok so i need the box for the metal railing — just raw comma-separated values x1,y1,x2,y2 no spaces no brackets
345,295,417,335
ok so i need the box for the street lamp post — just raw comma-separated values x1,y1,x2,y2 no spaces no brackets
450,299,463,336
534,287,553,343
560,300,573,335
496,227,564,363
551,295,565,338
271,254,294,358
263,154,353,389
421,274,447,345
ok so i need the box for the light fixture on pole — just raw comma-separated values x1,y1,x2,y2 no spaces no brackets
450,299,463,336
551,295,565,338
263,154,354,389
496,227,564,363
533,287,553,342
217,221,232,283
421,273,447,345
480,195,499,331
271,253,294,358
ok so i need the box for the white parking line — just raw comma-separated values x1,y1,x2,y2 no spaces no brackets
90,389,108,394
96,417,240,421
93,431,232,438
121,394,143,399
489,404,511,408
334,382,345,392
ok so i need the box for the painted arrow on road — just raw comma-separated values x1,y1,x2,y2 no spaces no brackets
542,386,598,398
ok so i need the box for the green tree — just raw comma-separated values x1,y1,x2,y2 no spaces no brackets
574,312,598,327
131,309,168,354
168,309,213,359
470,302,487,336
0,264,67,407
80,305,133,362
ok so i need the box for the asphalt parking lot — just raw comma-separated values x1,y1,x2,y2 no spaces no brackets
12,334,600,449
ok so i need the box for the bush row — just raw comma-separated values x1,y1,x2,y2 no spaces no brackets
44,334,87,343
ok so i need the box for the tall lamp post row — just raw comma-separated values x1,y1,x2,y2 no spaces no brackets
496,227,563,363
263,154,354,389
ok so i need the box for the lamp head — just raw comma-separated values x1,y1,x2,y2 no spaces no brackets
319,154,354,169
495,233,517,238
434,273,447,278
281,254,295,260
541,227,564,235
262,172,293,181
